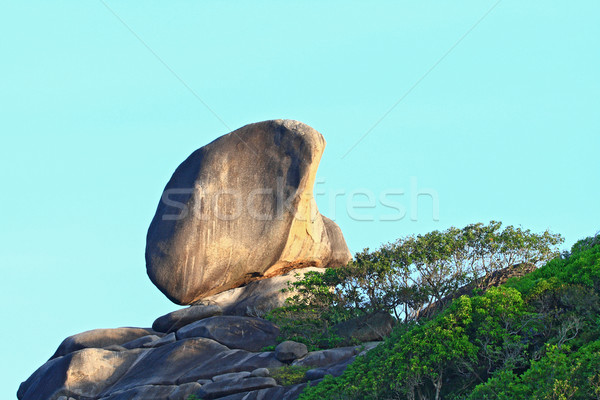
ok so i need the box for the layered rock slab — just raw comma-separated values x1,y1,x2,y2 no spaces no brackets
98,338,229,395
50,327,161,360
198,377,278,399
176,316,279,352
178,350,284,382
146,119,352,304
98,383,201,400
152,303,223,333
215,383,310,400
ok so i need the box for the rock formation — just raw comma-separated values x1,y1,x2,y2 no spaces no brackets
18,311,381,400
19,120,359,400
146,119,352,305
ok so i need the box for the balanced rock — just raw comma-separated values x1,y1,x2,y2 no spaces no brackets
146,119,352,304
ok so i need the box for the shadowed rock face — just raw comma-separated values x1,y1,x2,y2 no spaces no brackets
146,120,352,305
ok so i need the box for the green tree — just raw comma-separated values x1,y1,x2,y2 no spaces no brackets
269,222,563,348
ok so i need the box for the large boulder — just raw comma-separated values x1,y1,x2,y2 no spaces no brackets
146,119,352,305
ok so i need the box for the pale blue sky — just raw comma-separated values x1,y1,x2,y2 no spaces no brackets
2,1,599,398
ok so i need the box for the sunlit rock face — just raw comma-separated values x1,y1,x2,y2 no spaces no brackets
146,119,352,305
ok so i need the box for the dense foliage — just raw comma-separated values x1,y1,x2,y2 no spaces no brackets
267,222,562,349
299,233,600,399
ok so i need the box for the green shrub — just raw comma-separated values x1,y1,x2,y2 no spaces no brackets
468,340,600,399
269,365,311,386
265,268,353,350
300,295,481,399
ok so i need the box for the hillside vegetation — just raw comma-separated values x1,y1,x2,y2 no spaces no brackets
266,223,600,399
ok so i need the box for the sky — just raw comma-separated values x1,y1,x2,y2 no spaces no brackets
1,1,599,398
